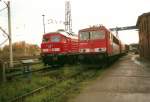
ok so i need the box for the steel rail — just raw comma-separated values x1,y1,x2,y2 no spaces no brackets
10,68,95,102
6,66,54,79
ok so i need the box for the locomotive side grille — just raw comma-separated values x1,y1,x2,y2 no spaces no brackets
71,42,78,52
42,49,49,52
51,48,60,51
63,43,68,52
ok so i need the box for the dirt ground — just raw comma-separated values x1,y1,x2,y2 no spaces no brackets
70,54,150,102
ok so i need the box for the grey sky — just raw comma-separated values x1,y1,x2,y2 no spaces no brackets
0,0,150,46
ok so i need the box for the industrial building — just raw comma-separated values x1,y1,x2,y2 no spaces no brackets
136,12,150,60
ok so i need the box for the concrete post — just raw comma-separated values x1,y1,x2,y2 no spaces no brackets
8,1,13,68
0,60,3,82
3,62,6,82
0,60,6,82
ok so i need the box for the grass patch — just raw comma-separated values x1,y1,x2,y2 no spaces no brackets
31,63,44,70
0,74,56,102
0,64,105,102
25,66,104,102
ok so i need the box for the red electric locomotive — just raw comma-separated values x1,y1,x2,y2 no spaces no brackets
78,25,121,65
41,29,78,66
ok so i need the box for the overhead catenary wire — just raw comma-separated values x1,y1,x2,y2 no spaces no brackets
0,1,13,67
0,26,9,46
0,6,7,12
0,26,9,38
0,38,8,47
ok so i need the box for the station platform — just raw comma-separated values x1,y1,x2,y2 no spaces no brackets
70,54,150,102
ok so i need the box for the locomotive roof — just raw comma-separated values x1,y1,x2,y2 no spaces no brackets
43,31,78,39
79,25,108,32
79,25,122,42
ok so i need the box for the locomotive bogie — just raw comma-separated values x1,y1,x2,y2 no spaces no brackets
78,53,107,64
41,54,65,66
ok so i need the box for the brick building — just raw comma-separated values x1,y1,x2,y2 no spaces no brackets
136,12,150,60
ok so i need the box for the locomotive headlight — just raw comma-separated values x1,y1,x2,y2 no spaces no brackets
80,49,83,52
95,48,106,52
80,49,85,52
100,48,106,52
43,49,48,52
85,49,90,52
52,48,60,51
80,49,90,52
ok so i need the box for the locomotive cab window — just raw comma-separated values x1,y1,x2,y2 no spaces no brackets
79,32,90,40
42,37,49,42
90,31,105,40
51,36,61,42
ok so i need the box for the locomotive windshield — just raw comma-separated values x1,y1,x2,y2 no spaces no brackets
79,31,105,40
90,31,105,40
79,32,90,40
51,36,61,42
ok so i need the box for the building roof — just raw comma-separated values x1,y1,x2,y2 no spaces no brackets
136,12,150,26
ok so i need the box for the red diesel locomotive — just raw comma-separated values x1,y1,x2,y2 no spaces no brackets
78,25,123,65
41,29,78,66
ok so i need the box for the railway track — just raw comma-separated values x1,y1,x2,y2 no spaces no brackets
10,67,99,102
0,55,40,62
10,81,57,102
3,58,51,80
6,66,58,80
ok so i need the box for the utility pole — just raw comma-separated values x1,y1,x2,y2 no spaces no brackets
7,1,13,68
0,1,13,67
42,14,45,34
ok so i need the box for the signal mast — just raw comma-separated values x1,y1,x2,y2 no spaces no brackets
64,1,72,33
